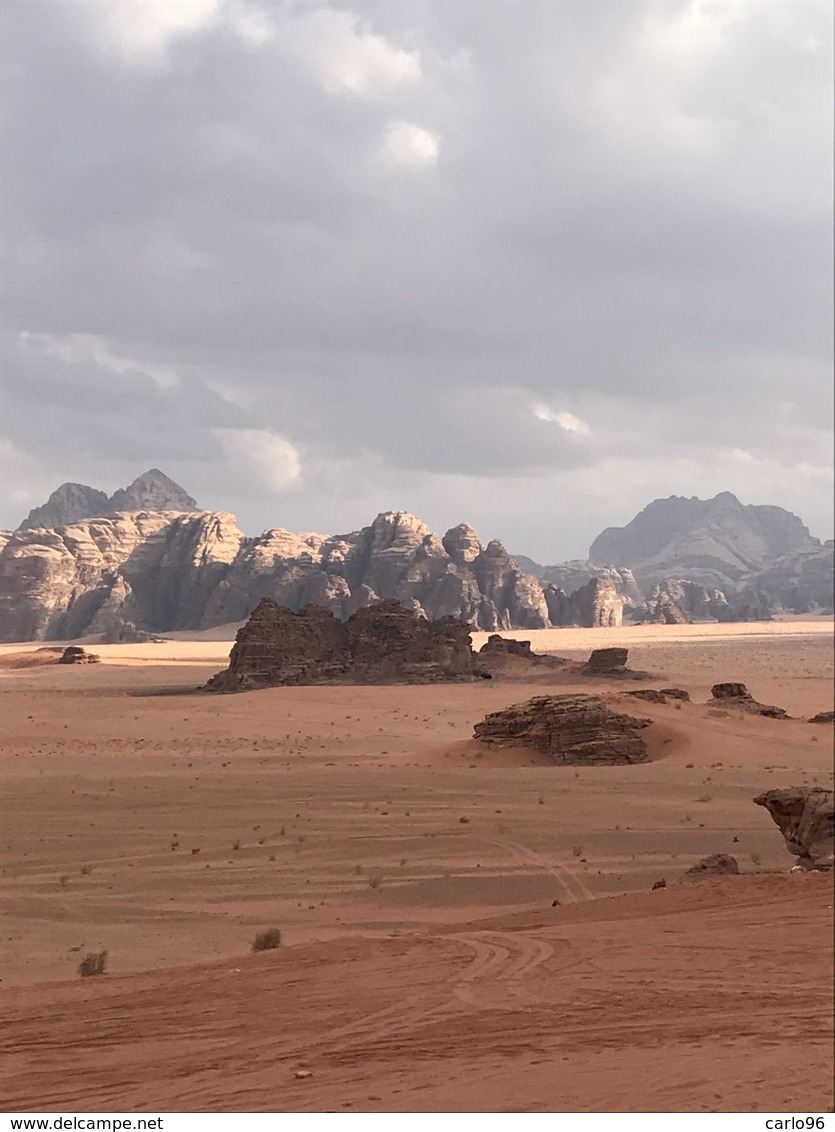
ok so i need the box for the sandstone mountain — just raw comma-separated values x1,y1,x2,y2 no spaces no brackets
3,480,830,642
588,492,820,589
0,509,568,642
518,493,832,619
16,469,197,531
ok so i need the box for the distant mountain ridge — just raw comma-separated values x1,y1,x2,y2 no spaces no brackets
515,492,832,621
17,469,197,531
588,492,820,588
1,481,831,643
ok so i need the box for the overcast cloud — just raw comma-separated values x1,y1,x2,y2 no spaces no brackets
1,0,832,559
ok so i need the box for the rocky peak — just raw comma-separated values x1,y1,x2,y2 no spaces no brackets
18,483,111,531
16,469,198,531
108,469,197,513
364,512,436,555
443,523,484,562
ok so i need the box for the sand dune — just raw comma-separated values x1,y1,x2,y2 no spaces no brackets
0,622,832,1111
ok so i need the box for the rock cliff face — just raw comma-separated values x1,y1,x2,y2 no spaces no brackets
632,579,734,624
0,511,243,642
17,469,197,531
0,509,555,641
544,578,623,627
206,599,484,690
589,492,820,589
754,787,834,871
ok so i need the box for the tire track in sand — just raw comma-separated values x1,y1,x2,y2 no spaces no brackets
492,836,595,902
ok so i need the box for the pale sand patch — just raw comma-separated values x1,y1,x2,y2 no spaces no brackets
1,617,831,669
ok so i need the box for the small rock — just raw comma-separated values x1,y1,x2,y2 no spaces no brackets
295,1069,313,1080
809,711,834,725
652,878,667,890
680,853,740,881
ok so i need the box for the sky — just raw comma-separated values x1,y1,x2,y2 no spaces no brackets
1,0,833,561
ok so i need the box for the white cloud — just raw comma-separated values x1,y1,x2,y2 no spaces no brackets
532,405,591,435
92,0,272,64
382,121,440,167
291,9,421,96
214,428,302,492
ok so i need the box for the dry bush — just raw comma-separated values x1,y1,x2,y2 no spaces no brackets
78,951,108,978
251,928,282,952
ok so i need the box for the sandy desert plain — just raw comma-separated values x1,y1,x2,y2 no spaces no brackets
0,619,833,1114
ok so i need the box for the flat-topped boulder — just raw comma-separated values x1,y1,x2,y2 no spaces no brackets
479,634,536,659
206,598,486,691
754,787,834,871
709,682,790,719
585,647,628,674
473,693,651,765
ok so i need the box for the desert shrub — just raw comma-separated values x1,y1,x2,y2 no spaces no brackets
78,951,108,978
252,928,282,952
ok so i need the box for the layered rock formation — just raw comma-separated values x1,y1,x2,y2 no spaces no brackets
206,599,484,690
17,469,197,530
585,647,629,675
0,511,243,642
0,508,559,641
754,787,834,870
632,579,734,624
544,577,623,627
473,694,651,764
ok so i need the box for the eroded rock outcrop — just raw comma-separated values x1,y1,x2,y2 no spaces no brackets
545,578,623,627
473,693,651,764
479,635,536,659
809,711,835,724
632,579,734,624
58,646,100,664
206,599,485,691
585,647,628,675
708,683,790,719
754,787,834,870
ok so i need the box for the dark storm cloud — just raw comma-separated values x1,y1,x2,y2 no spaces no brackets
1,0,832,557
